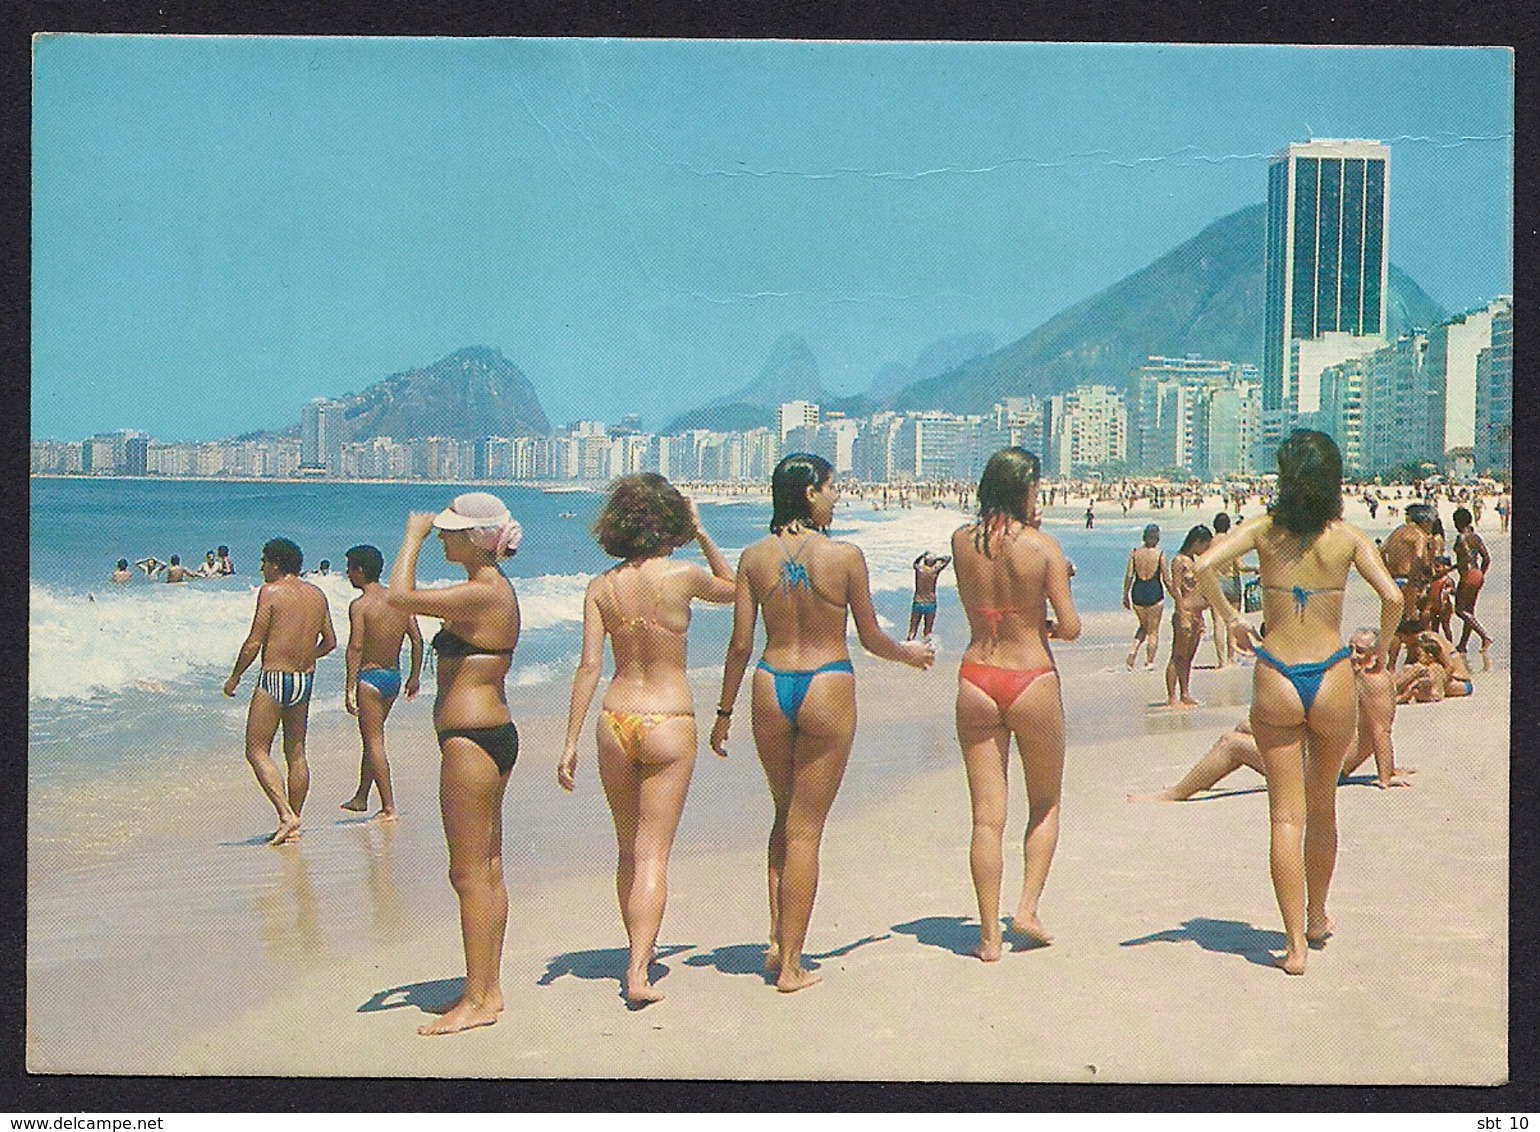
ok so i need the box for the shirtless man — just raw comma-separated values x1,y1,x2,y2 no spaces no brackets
338,544,423,823
163,555,197,583
907,551,952,640
1381,503,1435,666
1129,629,1409,799
223,537,336,845
111,559,133,584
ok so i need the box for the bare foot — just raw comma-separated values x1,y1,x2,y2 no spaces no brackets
976,929,1002,963
366,808,399,824
763,945,782,972
1306,915,1334,948
1278,949,1307,975
1179,696,1201,707
268,816,301,846
417,996,499,1036
340,797,368,813
1125,653,1137,670
1009,913,1053,946
1377,775,1414,789
625,973,665,1006
776,968,822,993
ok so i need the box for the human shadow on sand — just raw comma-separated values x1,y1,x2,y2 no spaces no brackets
1120,917,1285,969
892,915,1048,958
536,944,694,1005
683,934,890,983
358,976,465,1015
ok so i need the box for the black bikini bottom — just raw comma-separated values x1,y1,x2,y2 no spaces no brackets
436,721,519,775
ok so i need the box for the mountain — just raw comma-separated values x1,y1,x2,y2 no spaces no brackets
336,346,550,441
665,333,824,432
868,332,997,399
893,204,1449,414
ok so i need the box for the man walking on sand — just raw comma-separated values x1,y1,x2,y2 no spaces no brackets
1381,503,1435,666
907,551,952,640
339,544,423,823
223,537,336,846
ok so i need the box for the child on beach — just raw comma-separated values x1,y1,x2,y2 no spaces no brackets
560,474,735,1006
711,454,934,992
222,537,337,847
952,447,1080,961
339,544,424,824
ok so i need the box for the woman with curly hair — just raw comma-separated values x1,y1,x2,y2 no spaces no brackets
560,474,734,1005
1194,430,1403,975
951,447,1080,960
711,453,934,992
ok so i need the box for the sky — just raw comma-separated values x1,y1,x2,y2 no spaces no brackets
31,39,1512,441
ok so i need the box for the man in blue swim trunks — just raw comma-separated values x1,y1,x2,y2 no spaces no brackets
224,537,336,846
339,544,423,823
907,551,952,640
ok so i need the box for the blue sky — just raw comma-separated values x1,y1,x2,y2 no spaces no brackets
32,39,1512,441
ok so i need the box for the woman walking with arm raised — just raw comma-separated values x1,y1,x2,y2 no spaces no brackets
387,492,522,1034
710,454,934,992
1193,431,1403,975
559,475,735,1006
951,448,1080,961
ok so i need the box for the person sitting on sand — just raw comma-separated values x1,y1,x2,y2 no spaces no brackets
711,454,934,992
951,447,1080,962
135,556,166,578
1194,429,1403,976
907,551,952,640
110,558,132,584
1451,506,1494,655
387,493,522,1036
1165,525,1213,709
560,474,735,1006
163,555,196,583
1128,628,1408,800
339,544,424,824
1122,525,1169,670
1396,633,1473,703
223,537,337,847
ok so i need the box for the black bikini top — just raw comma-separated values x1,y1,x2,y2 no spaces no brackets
431,628,514,657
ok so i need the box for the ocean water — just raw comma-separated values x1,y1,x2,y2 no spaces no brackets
29,478,1161,777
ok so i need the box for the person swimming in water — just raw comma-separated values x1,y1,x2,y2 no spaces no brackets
1193,430,1403,975
560,474,735,1006
110,559,132,584
952,447,1080,960
711,454,934,992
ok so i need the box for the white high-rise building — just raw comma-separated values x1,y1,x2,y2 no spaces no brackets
1422,297,1507,460
1474,298,1512,477
776,401,820,443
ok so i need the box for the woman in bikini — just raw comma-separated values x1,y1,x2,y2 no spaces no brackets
951,447,1080,961
387,492,523,1034
1194,430,1403,975
1451,506,1494,654
559,474,735,1006
1122,524,1169,669
710,453,934,992
1165,525,1213,709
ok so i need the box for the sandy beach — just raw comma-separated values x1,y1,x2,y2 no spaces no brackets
26,497,1509,1082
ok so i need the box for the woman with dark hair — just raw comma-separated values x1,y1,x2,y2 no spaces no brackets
386,492,523,1034
1122,524,1169,669
1195,430,1402,975
710,453,934,992
560,474,734,1006
950,447,1080,960
1451,506,1493,654
1165,525,1213,708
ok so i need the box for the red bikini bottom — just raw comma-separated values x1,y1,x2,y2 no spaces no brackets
958,661,1056,714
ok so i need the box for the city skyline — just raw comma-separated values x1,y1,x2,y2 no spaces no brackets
32,40,1512,443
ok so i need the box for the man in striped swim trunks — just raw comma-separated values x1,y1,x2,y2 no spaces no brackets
224,537,337,846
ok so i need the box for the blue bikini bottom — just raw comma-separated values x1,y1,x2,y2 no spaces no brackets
1254,646,1351,713
757,658,855,726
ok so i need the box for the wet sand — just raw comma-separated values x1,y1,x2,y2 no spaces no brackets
27,502,1509,1082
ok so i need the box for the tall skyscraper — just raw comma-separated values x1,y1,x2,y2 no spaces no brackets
1263,140,1390,459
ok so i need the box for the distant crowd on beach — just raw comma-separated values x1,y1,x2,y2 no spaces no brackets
195,437,1505,1036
